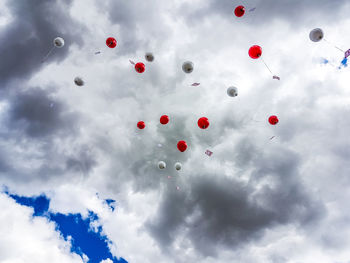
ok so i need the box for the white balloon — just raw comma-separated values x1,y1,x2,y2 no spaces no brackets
145,52,154,62
227,86,238,97
309,28,324,42
182,61,194,73
74,77,84,86
53,37,65,48
158,161,166,169
174,162,182,171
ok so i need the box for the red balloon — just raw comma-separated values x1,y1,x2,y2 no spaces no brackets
177,140,187,152
234,5,245,17
268,115,279,125
137,121,145,129
106,37,117,48
160,115,169,125
248,45,262,59
198,117,209,129
135,62,145,73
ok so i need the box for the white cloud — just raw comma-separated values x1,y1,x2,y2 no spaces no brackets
0,193,83,263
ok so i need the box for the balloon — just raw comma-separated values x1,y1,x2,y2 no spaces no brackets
249,45,262,59
182,61,194,73
145,52,154,62
160,115,169,125
158,161,166,169
234,5,245,17
227,86,238,97
177,140,187,152
53,37,64,48
309,28,324,42
198,117,209,129
135,62,145,73
74,77,84,86
137,121,145,129
268,115,279,125
174,162,182,171
106,37,117,48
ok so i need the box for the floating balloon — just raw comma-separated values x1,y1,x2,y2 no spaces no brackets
234,5,245,17
174,162,182,171
158,161,166,169
309,28,324,42
249,45,262,59
160,115,169,125
42,37,65,62
227,86,238,97
74,77,84,86
177,140,187,152
145,52,154,62
53,37,65,48
106,37,117,48
182,61,194,73
137,121,145,129
268,115,279,125
135,62,145,73
198,117,209,129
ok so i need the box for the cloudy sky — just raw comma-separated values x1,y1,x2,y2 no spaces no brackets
0,0,350,262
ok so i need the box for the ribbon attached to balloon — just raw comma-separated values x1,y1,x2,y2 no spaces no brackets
191,83,200,86
248,7,256,12
272,75,280,80
323,38,345,53
205,150,213,156
129,60,135,65
95,51,101,55
339,57,348,69
345,49,350,58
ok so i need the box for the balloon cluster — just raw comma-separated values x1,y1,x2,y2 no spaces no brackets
137,116,211,154
60,15,350,174
42,6,349,182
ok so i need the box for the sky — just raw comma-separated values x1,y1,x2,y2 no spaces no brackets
0,0,350,262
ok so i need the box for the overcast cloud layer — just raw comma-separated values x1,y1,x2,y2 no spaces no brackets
1,0,350,262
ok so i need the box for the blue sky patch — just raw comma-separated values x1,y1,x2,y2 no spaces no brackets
105,199,116,212
5,192,127,263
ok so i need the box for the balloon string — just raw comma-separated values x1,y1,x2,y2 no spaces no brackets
261,58,273,75
41,46,55,63
95,41,114,54
323,39,345,53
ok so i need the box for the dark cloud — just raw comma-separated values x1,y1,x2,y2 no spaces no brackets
8,88,78,138
0,0,84,87
0,85,98,186
146,141,325,257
